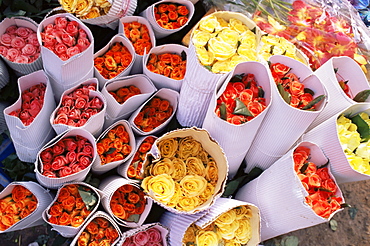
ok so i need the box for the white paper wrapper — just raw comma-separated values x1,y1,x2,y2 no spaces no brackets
35,128,97,189
50,78,106,138
307,56,370,131
0,17,43,75
202,61,273,179
99,175,153,228
42,182,101,238
244,55,327,173
94,34,136,90
128,88,179,136
37,13,94,91
118,16,157,74
118,222,169,245
70,210,122,246
4,70,56,162
303,103,370,184
92,120,135,175
140,0,195,39
101,74,157,129
143,43,188,92
0,181,53,233
235,141,345,241
0,55,9,90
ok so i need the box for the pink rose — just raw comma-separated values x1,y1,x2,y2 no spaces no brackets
66,46,81,58
43,164,52,171
147,228,162,243
54,43,67,55
40,148,54,163
5,25,17,35
29,53,40,63
0,33,13,46
73,87,90,99
68,108,81,120
16,27,32,38
55,17,68,30
61,33,76,47
54,113,69,125
66,151,77,163
51,155,67,170
82,143,94,157
26,33,39,46
11,36,26,49
59,166,73,177
6,48,20,61
51,29,64,43
133,231,149,246
78,29,88,39
28,99,42,117
44,24,55,34
63,138,77,152
65,21,79,37
76,38,90,52
52,141,65,156
14,55,29,64
22,44,37,56
74,97,88,109
43,171,57,178
88,97,103,110
0,46,8,57
59,53,69,61
41,33,57,47
78,154,92,168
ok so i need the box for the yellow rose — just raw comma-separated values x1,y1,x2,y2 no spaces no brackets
158,138,178,158
102,6,111,14
196,230,220,246
94,0,111,8
239,30,257,48
176,196,200,211
217,28,239,47
186,157,206,176
74,0,93,17
215,209,237,226
197,150,211,165
183,224,198,244
205,161,218,185
80,6,101,19
196,46,215,66
231,53,255,67
192,30,212,47
346,152,368,173
198,183,215,203
224,241,242,246
198,15,221,33
234,206,252,220
180,175,208,197
216,221,239,240
208,37,236,61
261,34,280,46
234,219,252,244
356,142,370,159
211,59,232,74
167,183,183,208
59,0,78,13
150,158,175,176
178,137,202,160
141,174,175,204
171,158,187,181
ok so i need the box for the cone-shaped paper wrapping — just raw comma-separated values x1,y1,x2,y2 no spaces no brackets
235,141,345,241
92,120,135,175
118,222,169,245
4,70,56,162
0,181,53,233
50,78,106,138
94,34,136,90
118,16,156,74
244,55,327,173
99,175,153,228
0,17,43,75
42,182,101,238
140,0,195,39
143,43,188,92
303,103,370,184
0,57,9,90
176,11,261,127
101,74,157,129
35,128,97,189
307,56,370,131
202,61,272,179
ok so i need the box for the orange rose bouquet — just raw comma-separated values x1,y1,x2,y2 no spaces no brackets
108,85,141,104
122,21,153,56
146,52,186,80
154,2,189,30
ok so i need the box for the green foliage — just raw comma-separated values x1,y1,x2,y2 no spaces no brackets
1,153,35,181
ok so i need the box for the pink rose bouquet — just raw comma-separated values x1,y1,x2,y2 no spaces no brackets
121,227,165,246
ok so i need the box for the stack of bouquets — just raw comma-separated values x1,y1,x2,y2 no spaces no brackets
4,70,56,162
42,182,101,237
118,223,169,246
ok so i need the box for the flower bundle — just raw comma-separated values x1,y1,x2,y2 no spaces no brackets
141,136,219,212
59,0,112,19
53,83,103,127
39,135,94,178
133,96,173,132
77,216,119,245
0,25,40,64
123,21,153,56
121,226,164,246
108,85,141,104
182,205,253,245
270,62,324,110
154,2,189,30
40,16,91,61
8,83,46,126
293,146,343,218
127,136,157,180
0,185,38,231
47,184,98,227
97,124,132,165
110,184,146,223
94,42,133,80
215,73,267,124
146,52,186,80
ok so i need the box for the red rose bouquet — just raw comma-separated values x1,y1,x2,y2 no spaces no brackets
154,2,189,29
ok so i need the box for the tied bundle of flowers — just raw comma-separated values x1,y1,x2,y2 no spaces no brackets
146,52,186,80
154,2,189,30
47,184,98,227
110,184,146,223
0,185,38,231
8,83,46,126
123,22,153,56
59,0,112,19
94,42,133,80
191,14,258,74
335,68,370,102
77,216,119,246
215,73,266,125
270,62,325,110
337,112,370,175
127,136,157,180
53,83,103,127
40,16,91,61
97,124,132,165
133,96,173,132
39,135,94,178
141,136,218,212
121,227,164,246
108,85,141,104
0,25,40,64
182,205,253,245
293,146,343,218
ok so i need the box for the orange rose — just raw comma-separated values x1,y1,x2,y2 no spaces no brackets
130,28,141,43
58,212,71,226
157,4,168,13
80,207,91,218
71,216,85,227
289,80,304,97
119,184,134,193
104,55,117,71
111,203,126,219
312,199,331,218
177,17,188,27
86,221,99,234
12,185,28,202
78,231,90,246
66,184,79,196
105,227,119,242
270,62,290,78
127,193,140,204
95,217,110,228
177,5,189,16
1,214,15,227
49,203,63,217
123,203,136,214
62,195,76,212
307,173,321,187
49,216,59,225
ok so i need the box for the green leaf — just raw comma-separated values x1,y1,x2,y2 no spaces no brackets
181,50,186,61
317,187,333,193
348,206,358,219
299,162,309,174
219,102,227,121
126,214,140,223
204,65,212,71
258,87,265,98
12,0,39,13
302,95,325,110
106,148,116,155
78,187,98,210
233,98,253,116
277,83,291,104
334,67,338,73
350,114,370,141
329,219,338,231
317,160,329,169
340,203,351,208
270,45,275,54
304,87,315,96
281,235,299,246
230,74,244,82
222,175,246,198
352,89,370,102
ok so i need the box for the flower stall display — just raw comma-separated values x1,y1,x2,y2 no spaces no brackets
140,127,228,214
235,141,344,241
42,182,100,237
118,223,169,246
4,70,56,162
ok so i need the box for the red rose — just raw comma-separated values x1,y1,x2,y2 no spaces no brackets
82,143,94,157
43,170,57,178
66,151,77,163
78,155,91,168
15,27,32,38
26,33,39,47
51,155,67,170
74,97,88,109
57,106,70,115
78,29,88,39
54,113,69,125
70,162,85,173
0,46,8,57
63,138,77,152
28,99,42,117
0,33,13,46
68,108,81,120
40,148,53,163
66,46,81,58
61,33,76,47
5,25,17,35
59,166,73,177
52,141,65,156
270,62,290,77
65,21,79,37
62,95,74,107
76,38,90,52
54,17,68,30
88,97,103,110
54,43,67,55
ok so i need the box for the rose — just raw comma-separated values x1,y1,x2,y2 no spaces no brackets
54,43,67,55
12,185,28,202
52,141,65,156
63,138,77,152
65,21,79,37
77,37,90,52
0,33,13,46
6,48,20,62
5,25,17,35
289,80,304,96
111,203,126,219
105,227,119,242
74,0,93,17
141,174,175,203
11,36,26,49
270,62,290,77
186,157,206,176
176,196,200,211
215,209,236,226
66,46,81,58
15,27,32,38
58,212,71,226
195,231,219,246
0,46,8,57
178,137,201,159
78,155,92,168
21,44,37,57
14,55,29,64
49,204,63,217
70,216,84,227
205,161,218,184
127,192,140,204
55,17,68,30
180,175,208,197
133,231,149,246
61,33,76,47
88,96,103,109
81,7,101,19
59,166,73,177
171,158,187,181
40,148,53,163
150,158,174,176
51,156,67,171
147,227,162,243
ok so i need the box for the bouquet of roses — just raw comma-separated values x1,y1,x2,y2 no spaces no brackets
154,2,190,30
122,21,153,56
120,224,166,246
59,0,112,19
108,85,141,104
146,52,186,80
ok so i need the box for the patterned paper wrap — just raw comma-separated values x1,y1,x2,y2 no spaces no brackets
0,58,9,90
118,222,169,245
4,70,56,162
235,141,344,241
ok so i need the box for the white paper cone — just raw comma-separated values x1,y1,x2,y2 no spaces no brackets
118,222,169,245
0,55,9,90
